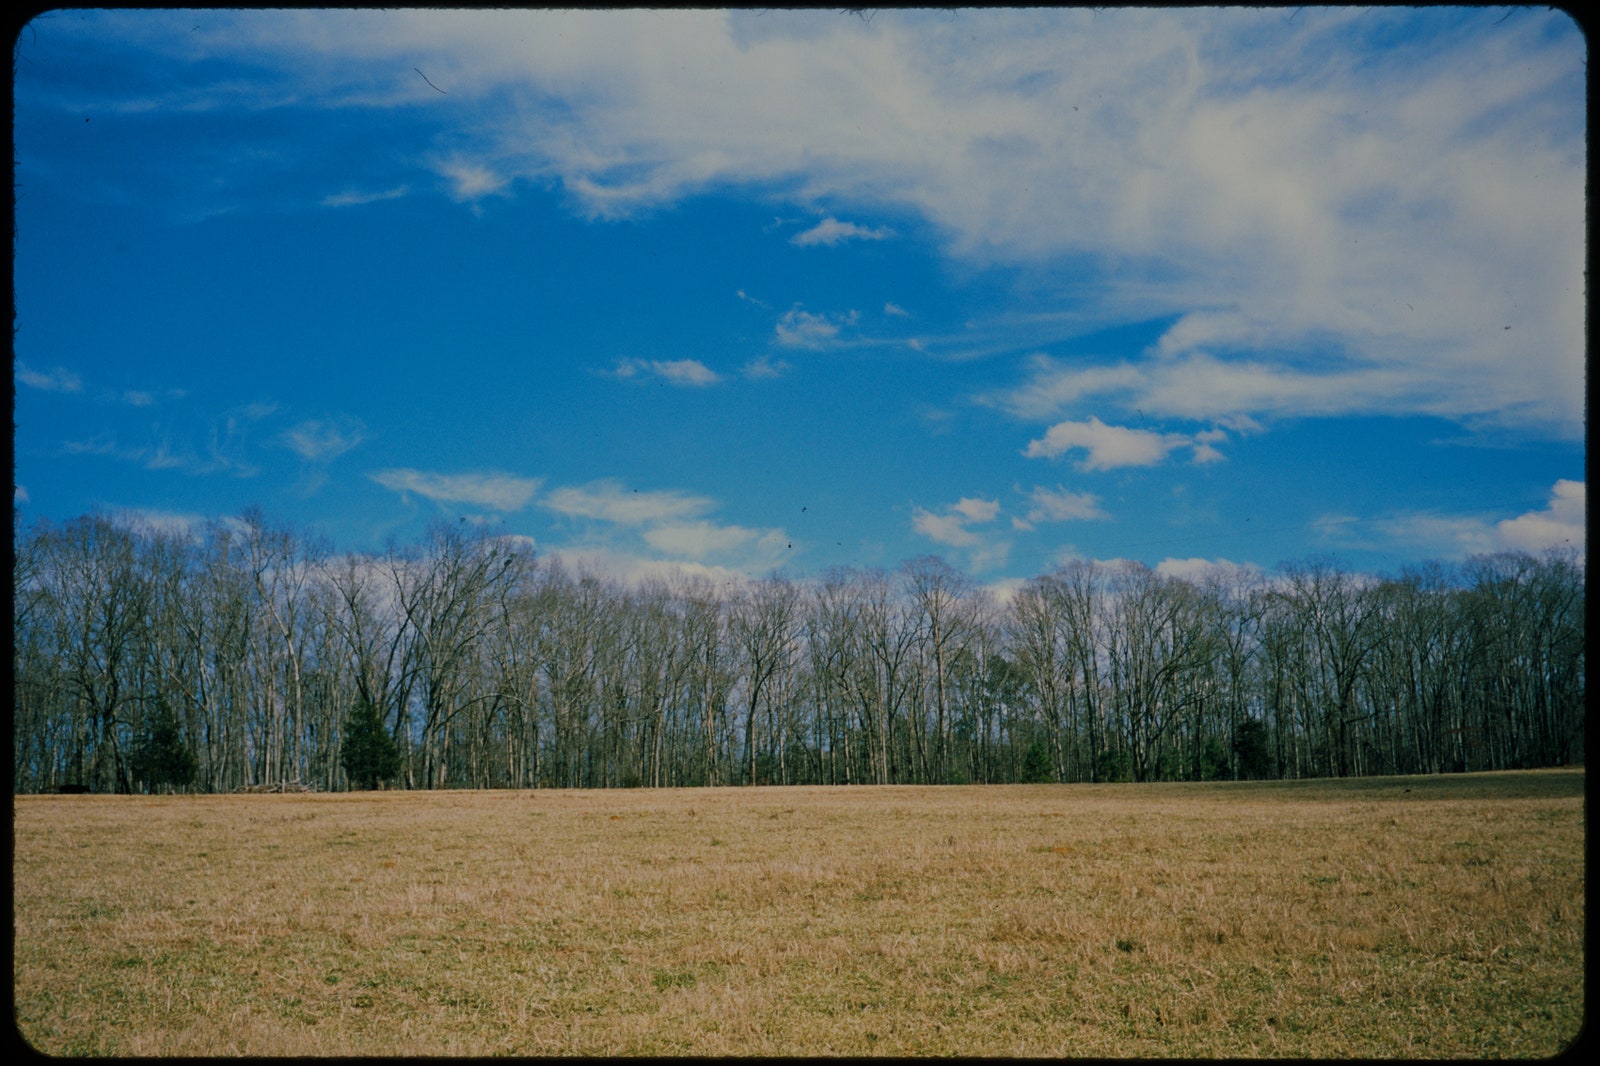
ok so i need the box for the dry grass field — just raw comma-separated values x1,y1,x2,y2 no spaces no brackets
13,770,1584,1057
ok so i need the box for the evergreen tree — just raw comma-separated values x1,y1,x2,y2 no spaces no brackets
1197,736,1231,781
130,700,198,794
341,698,402,790
1095,747,1134,783
1233,718,1273,780
1019,739,1053,783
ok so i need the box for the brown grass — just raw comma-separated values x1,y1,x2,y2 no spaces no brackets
12,769,1584,1056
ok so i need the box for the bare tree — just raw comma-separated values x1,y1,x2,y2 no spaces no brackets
1267,559,1381,777
1103,563,1216,781
36,515,149,792
389,522,521,789
1007,572,1074,781
901,556,982,784
10,501,1585,794
730,574,801,785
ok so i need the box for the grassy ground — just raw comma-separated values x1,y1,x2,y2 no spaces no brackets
12,769,1584,1056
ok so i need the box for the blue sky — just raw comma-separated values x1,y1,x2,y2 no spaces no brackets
12,7,1586,591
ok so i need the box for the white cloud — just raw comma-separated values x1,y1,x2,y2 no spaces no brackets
1310,513,1361,542
741,356,791,380
884,302,910,317
985,355,1145,421
1023,485,1109,523
540,545,754,589
541,480,716,526
540,479,790,573
1319,481,1586,562
14,485,30,505
606,358,722,386
990,349,1456,437
1496,479,1584,555
643,521,760,559
913,496,1002,551
1154,557,1260,584
16,363,83,393
493,532,539,554
1371,513,1502,558
981,576,1029,607
1024,416,1188,470
774,307,858,349
436,158,508,201
952,497,1000,523
108,507,218,538
790,216,893,247
369,468,542,510
653,359,721,386
281,416,367,462
913,509,980,548
59,8,1584,439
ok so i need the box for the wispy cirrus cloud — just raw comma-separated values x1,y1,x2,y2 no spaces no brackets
16,362,83,393
111,385,185,407
320,184,409,208
790,216,893,247
58,399,273,478
61,431,257,479
435,158,508,201
369,468,542,511
280,416,367,462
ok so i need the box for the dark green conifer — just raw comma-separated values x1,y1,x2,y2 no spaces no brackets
130,700,198,793
1020,739,1053,783
341,697,402,790
1233,719,1273,780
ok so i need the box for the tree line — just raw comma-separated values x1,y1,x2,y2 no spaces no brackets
10,508,1585,793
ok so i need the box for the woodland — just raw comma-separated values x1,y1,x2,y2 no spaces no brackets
11,509,1585,793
